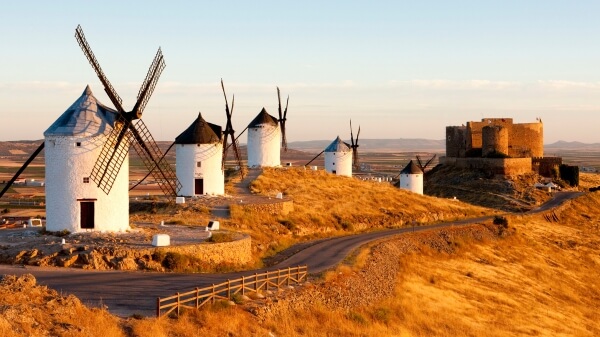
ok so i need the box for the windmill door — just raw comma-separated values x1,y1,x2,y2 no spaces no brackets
195,179,203,195
80,201,95,229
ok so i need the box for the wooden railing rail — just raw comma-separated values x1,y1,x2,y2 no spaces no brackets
157,265,308,317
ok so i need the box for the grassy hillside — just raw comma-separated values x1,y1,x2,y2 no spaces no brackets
2,192,599,336
228,167,492,261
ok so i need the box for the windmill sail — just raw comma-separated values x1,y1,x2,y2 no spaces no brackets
277,87,289,151
76,25,180,196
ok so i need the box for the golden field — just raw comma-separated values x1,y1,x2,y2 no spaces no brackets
2,190,599,336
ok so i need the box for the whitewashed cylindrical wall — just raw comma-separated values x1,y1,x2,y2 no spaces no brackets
324,151,352,177
399,173,423,195
176,142,224,196
44,135,129,232
247,124,281,167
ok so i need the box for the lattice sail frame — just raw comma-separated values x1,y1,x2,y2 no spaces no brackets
130,119,181,196
89,115,132,194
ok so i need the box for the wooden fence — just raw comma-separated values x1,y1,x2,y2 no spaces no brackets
157,265,308,317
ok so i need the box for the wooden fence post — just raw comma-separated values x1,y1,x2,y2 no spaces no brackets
212,284,215,304
254,273,258,292
277,269,281,288
227,279,231,299
156,297,160,318
287,267,291,286
196,287,199,308
266,271,269,292
177,292,180,316
242,276,245,296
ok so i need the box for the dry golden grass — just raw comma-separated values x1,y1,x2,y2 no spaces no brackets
229,167,492,261
579,172,600,189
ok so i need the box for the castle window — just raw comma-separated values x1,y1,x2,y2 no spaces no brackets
83,177,90,183
197,162,202,168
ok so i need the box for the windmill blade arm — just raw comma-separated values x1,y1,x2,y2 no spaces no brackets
277,87,282,120
281,124,288,152
305,150,324,167
355,126,360,144
129,120,181,196
89,116,132,195
75,25,124,112
349,120,355,146
224,126,248,152
424,154,437,170
0,142,45,199
132,48,165,119
129,141,175,191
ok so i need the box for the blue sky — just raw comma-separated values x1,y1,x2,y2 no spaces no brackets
2,1,600,143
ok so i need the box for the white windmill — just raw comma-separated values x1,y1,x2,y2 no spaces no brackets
175,113,224,196
324,136,353,177
43,86,130,232
246,87,289,168
399,160,424,194
0,26,180,232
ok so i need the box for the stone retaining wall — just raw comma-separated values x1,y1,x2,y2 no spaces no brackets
235,200,294,216
157,234,252,265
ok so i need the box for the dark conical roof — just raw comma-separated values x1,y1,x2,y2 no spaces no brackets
175,113,222,144
248,108,278,128
44,85,118,137
324,136,351,152
400,160,423,174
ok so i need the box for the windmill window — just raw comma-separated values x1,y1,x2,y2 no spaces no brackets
83,177,90,183
197,162,202,168
76,142,81,147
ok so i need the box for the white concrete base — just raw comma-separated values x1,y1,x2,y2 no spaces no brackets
176,197,185,204
207,220,220,231
152,234,171,247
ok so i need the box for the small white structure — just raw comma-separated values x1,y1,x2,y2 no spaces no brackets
152,234,170,247
324,136,352,177
175,113,224,196
399,160,424,195
207,220,220,231
247,108,281,167
44,86,129,233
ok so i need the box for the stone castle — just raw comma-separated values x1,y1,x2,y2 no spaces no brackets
446,118,543,158
442,118,559,176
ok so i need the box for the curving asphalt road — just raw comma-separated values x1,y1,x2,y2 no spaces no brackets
0,191,582,317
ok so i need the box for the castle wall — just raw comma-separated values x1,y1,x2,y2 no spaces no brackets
445,126,466,157
440,157,532,176
509,123,543,158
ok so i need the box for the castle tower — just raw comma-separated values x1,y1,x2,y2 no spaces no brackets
482,125,509,157
324,136,352,177
44,86,129,233
246,108,281,167
175,113,224,196
399,160,423,195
